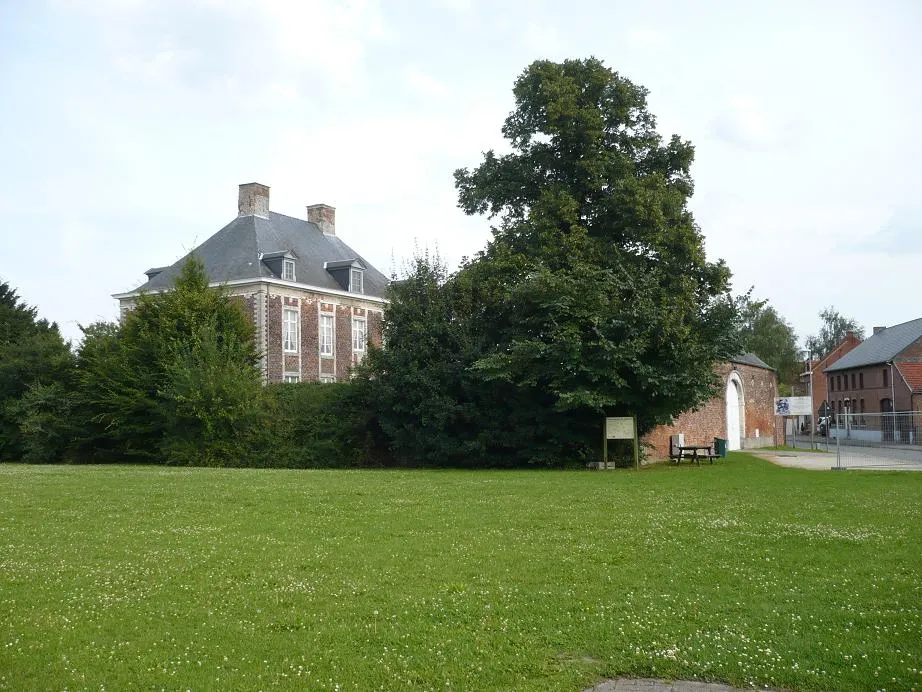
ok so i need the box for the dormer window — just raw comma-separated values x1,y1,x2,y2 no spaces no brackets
350,268,364,293
261,250,299,282
324,258,367,293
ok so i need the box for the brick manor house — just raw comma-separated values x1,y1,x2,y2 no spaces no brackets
114,182,387,383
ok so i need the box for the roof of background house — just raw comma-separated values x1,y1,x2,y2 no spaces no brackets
825,317,922,372
731,353,773,370
122,212,389,299
896,362,922,392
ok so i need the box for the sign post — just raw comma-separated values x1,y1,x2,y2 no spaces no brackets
774,396,813,448
603,416,639,470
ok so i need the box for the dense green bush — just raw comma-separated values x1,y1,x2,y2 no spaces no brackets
0,281,76,461
256,382,377,468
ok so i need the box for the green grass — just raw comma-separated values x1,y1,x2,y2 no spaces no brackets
1,454,920,691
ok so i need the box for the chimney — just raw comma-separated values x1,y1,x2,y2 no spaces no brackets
238,183,270,218
873,326,887,335
846,330,855,340
307,203,335,236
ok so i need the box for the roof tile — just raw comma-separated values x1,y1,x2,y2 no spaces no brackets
896,363,922,392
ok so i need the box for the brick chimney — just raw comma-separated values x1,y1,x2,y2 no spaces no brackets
846,330,855,339
238,183,270,218
873,326,887,335
307,203,335,236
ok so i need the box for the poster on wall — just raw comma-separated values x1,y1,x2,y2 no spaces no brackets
774,396,812,416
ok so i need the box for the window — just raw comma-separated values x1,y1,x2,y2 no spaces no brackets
350,268,363,293
837,375,842,391
320,314,334,357
829,376,834,393
352,317,367,352
883,368,889,387
283,259,295,281
320,375,335,384
283,374,300,383
283,308,299,353
859,372,864,389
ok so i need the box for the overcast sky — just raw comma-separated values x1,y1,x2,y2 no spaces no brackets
2,0,920,347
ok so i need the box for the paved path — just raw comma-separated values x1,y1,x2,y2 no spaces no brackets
751,450,922,471
586,678,782,691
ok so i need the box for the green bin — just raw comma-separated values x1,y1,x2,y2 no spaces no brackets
713,437,728,458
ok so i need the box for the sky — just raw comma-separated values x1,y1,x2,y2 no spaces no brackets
1,0,920,347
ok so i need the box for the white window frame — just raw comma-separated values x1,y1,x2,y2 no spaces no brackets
320,313,334,357
319,375,335,384
352,316,367,352
283,374,300,383
283,259,295,281
350,268,364,294
283,308,299,353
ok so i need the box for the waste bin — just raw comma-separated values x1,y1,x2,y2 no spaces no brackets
713,437,728,458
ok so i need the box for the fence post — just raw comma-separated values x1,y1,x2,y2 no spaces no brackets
836,414,842,470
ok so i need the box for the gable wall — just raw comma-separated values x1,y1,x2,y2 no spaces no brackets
642,362,779,460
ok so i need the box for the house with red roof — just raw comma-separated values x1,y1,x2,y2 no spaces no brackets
823,317,922,441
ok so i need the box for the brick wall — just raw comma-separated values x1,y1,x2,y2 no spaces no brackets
899,336,922,359
301,297,319,381
643,362,779,460
335,305,352,381
811,333,861,417
266,295,283,383
368,310,383,348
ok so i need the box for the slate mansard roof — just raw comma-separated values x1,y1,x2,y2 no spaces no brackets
118,191,388,301
825,318,922,372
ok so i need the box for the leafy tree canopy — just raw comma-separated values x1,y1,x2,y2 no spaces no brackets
454,58,739,437
735,290,800,393
805,306,864,360
74,256,262,464
0,281,74,460
364,58,740,467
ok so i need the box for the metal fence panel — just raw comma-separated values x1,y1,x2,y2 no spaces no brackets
831,412,922,469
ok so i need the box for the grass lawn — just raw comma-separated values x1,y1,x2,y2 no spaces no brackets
1,454,920,691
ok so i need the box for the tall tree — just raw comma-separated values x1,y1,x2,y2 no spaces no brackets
364,58,739,466
804,307,864,360
0,281,74,460
736,291,800,393
74,257,263,465
455,59,739,438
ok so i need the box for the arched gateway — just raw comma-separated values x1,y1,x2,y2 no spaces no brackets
725,372,745,450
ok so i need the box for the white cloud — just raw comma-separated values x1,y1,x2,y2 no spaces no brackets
434,0,473,13
64,0,392,95
404,65,450,99
628,28,668,49
522,22,561,55
708,95,805,149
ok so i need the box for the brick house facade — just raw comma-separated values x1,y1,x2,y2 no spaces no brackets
114,183,386,383
643,354,779,460
824,318,922,420
800,331,861,421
